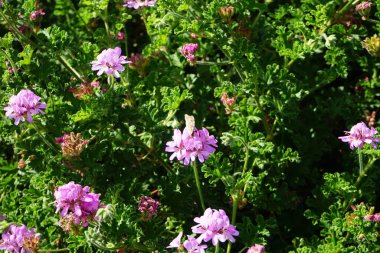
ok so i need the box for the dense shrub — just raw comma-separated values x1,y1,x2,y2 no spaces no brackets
1,0,380,252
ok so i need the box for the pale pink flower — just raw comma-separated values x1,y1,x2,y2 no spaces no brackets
356,1,372,11
192,208,239,246
123,0,156,9
338,122,380,150
165,128,217,165
247,244,265,253
4,89,47,125
181,43,198,62
91,47,130,78
117,32,125,41
0,224,40,253
183,235,207,253
167,232,183,249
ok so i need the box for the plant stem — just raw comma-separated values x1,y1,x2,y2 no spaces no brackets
242,146,249,175
31,123,58,153
1,49,18,77
226,195,238,253
358,149,364,175
215,242,220,253
57,55,86,83
38,248,69,252
192,162,206,211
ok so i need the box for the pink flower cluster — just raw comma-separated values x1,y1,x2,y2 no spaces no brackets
192,208,239,246
91,47,130,78
0,224,40,253
168,208,238,252
363,213,380,222
138,196,161,220
356,1,372,11
54,181,101,227
167,232,208,253
30,9,45,21
247,244,265,253
165,127,217,165
4,89,47,125
181,43,198,62
221,92,236,114
123,0,157,9
338,122,380,150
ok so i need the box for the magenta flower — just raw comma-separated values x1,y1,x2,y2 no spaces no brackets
123,0,157,9
338,122,380,150
166,127,217,166
91,47,130,78
363,213,380,222
183,235,207,253
4,89,47,125
54,181,101,227
30,9,45,21
247,244,265,253
167,232,183,249
0,224,40,253
181,43,198,62
117,32,125,41
192,208,239,246
138,196,161,220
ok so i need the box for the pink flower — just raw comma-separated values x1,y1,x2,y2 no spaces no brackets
30,9,45,21
192,208,239,246
247,244,265,253
165,128,217,165
183,235,207,253
363,214,373,221
91,47,130,78
356,1,372,11
123,0,157,9
54,182,101,227
338,122,380,150
0,224,40,253
117,32,125,41
4,89,47,125
7,67,14,74
167,232,183,249
181,43,198,62
138,196,161,220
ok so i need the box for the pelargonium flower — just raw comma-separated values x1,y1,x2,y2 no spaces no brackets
167,232,183,249
91,47,130,78
356,1,372,11
54,181,100,227
57,132,89,158
338,122,380,150
4,89,47,125
117,32,125,41
192,208,239,246
123,0,157,9
30,9,45,21
247,244,265,253
183,235,207,253
363,213,380,222
138,196,161,220
166,127,217,165
181,43,198,62
221,92,236,114
0,224,40,253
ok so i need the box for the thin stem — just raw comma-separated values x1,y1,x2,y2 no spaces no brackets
192,161,206,211
0,49,18,77
215,242,220,253
195,61,233,66
31,123,58,153
57,55,86,83
226,195,238,253
337,0,359,16
38,249,69,252
358,149,364,175
242,146,249,175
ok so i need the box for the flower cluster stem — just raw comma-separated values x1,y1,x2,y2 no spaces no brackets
358,149,364,175
192,162,206,211
38,249,69,252
215,242,220,253
226,195,238,253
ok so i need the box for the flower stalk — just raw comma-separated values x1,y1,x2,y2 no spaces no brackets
193,161,206,211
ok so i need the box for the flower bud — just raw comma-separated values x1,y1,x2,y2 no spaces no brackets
362,34,380,56
218,6,235,23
